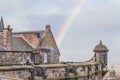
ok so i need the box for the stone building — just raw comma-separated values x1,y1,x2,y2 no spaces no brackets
0,17,60,80
0,17,109,80
0,17,60,65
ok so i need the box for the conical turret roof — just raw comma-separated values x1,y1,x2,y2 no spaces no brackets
93,41,108,52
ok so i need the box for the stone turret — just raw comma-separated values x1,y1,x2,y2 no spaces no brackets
93,41,109,68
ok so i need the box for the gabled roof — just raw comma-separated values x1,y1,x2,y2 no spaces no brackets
0,16,4,32
12,36,34,51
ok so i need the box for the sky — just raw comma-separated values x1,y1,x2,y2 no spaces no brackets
0,0,120,64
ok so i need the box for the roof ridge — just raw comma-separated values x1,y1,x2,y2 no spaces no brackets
13,30,44,34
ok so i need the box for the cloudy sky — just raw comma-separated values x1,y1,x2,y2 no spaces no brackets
0,0,120,64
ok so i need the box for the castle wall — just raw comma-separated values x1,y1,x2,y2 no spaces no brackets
34,62,105,80
0,66,34,80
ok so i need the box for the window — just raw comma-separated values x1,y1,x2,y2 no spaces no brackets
44,53,47,63
35,54,40,64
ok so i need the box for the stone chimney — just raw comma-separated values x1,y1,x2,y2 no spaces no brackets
45,24,51,29
3,25,12,50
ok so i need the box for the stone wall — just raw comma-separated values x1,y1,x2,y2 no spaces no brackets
0,67,33,80
0,52,32,65
34,63,104,80
45,68,66,79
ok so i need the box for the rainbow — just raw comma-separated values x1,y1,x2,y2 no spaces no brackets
56,0,86,49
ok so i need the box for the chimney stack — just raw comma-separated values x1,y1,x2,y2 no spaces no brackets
3,25,12,50
45,24,51,29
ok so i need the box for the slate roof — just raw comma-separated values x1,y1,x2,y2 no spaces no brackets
0,17,46,51
0,30,45,51
12,36,34,51
13,30,45,47
0,34,34,51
